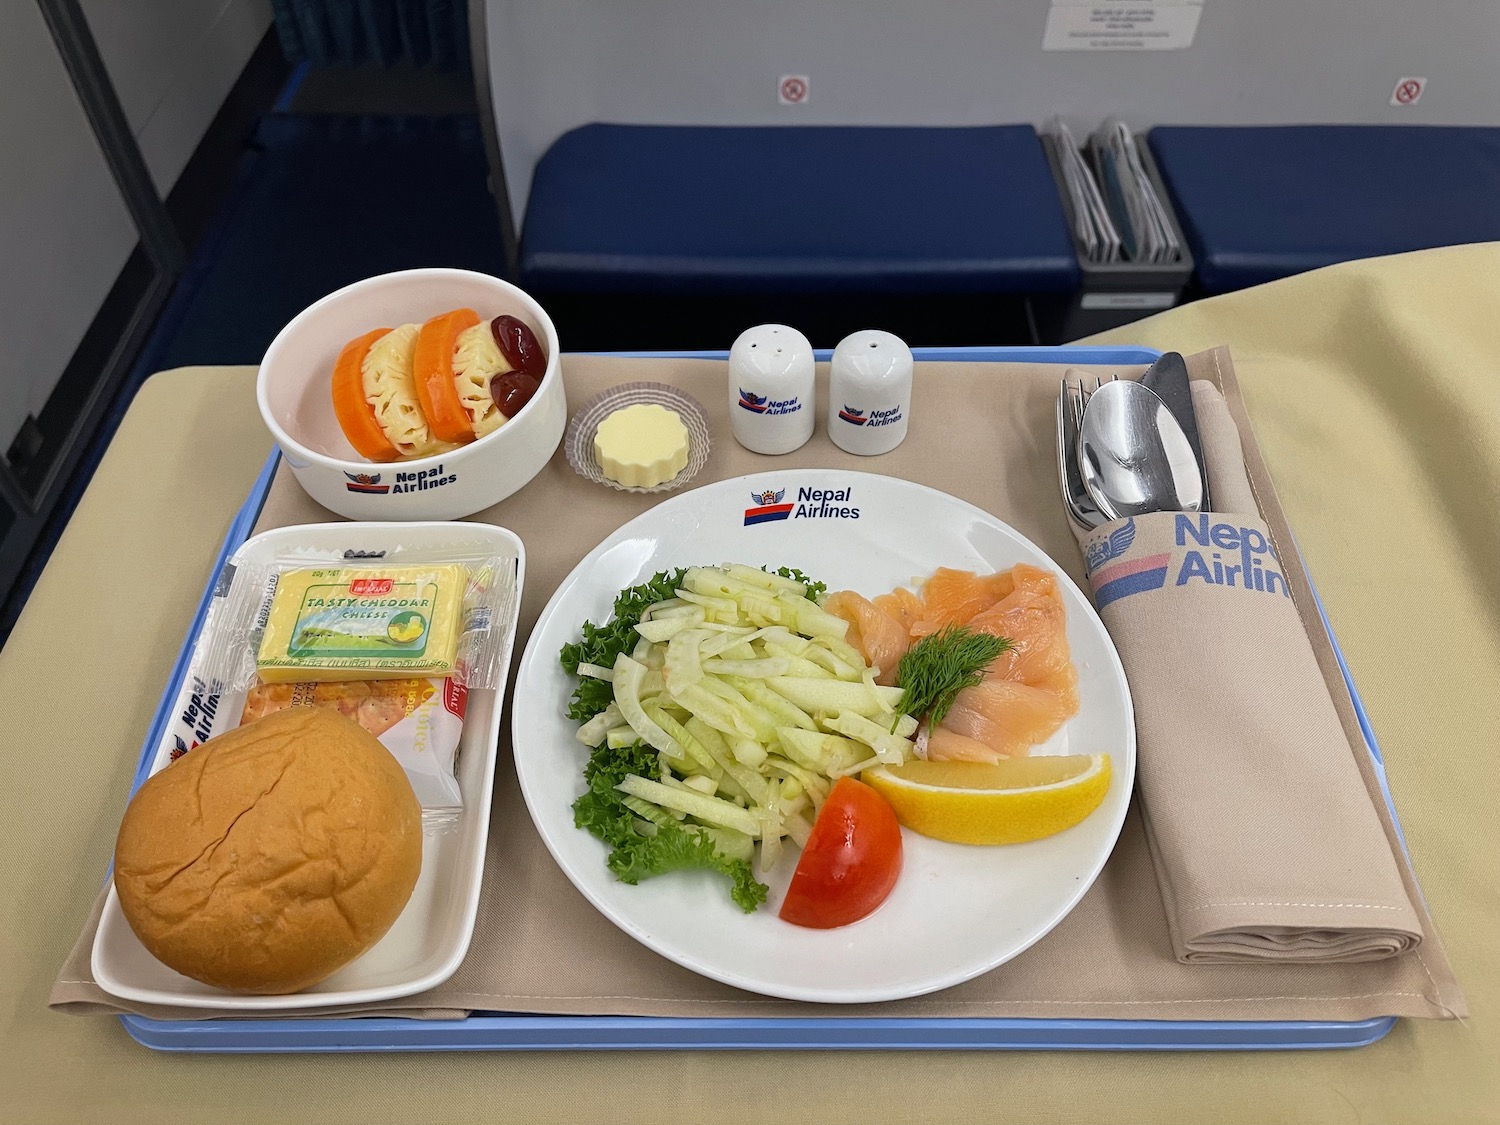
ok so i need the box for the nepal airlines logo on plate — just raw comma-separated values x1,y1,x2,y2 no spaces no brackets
743,488,794,525
742,485,862,526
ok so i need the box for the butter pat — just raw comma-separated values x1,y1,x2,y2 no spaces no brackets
594,403,689,488
257,565,466,682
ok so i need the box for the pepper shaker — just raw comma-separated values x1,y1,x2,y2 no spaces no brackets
728,324,816,455
827,330,912,456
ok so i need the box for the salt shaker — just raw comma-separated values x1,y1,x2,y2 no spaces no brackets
728,324,816,454
827,330,912,456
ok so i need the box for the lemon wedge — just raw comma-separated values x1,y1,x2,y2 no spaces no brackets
863,755,1111,845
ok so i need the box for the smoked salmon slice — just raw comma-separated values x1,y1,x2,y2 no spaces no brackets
825,562,1080,762
924,724,1007,763
823,590,910,685
872,586,925,634
908,567,1017,637
966,565,1073,686
935,675,1078,761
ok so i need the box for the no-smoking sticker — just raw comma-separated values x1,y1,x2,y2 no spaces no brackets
778,75,809,105
1390,76,1426,106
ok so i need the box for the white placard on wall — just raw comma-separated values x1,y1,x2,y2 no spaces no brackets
1044,1,1204,51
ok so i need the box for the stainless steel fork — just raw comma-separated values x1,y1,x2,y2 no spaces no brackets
1057,371,1114,529
1080,371,1116,406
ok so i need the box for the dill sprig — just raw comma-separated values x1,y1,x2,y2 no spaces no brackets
896,625,1012,727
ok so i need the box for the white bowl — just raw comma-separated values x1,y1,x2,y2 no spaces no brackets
257,269,565,520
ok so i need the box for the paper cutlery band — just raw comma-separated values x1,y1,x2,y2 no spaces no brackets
1078,506,1422,963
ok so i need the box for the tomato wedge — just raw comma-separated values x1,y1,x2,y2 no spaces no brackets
330,327,399,461
779,777,903,929
413,307,481,443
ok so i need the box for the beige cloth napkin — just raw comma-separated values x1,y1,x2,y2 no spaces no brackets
51,349,1464,1022
1189,380,1257,516
1071,373,1423,963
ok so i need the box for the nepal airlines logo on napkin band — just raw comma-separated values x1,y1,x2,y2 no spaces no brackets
1086,520,1170,606
1086,516,1292,608
744,485,862,526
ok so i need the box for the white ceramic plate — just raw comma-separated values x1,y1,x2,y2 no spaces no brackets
93,522,524,1010
511,470,1134,1004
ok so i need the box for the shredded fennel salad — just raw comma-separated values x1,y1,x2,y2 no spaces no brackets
559,563,1002,912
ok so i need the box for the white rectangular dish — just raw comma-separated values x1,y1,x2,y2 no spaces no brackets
92,521,525,1011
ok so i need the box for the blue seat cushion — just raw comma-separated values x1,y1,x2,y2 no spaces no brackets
1149,125,1500,293
519,124,1079,295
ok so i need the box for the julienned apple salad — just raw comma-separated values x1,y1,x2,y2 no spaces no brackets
558,561,1105,929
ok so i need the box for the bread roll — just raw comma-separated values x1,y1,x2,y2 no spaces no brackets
113,708,423,994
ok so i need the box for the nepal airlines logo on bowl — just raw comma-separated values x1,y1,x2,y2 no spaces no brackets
344,471,390,494
346,465,458,494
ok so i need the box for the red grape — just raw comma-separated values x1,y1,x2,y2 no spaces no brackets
490,315,546,378
490,370,542,418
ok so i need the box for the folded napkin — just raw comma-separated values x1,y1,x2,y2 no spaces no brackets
1070,373,1424,962
1187,380,1256,516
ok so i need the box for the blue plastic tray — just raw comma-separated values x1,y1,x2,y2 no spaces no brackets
119,346,1399,1052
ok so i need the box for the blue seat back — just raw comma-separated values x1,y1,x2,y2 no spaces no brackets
520,124,1079,295
1150,125,1500,292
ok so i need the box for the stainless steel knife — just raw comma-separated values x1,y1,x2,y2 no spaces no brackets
1140,351,1210,511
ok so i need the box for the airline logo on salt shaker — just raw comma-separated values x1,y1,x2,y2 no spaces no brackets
837,405,903,428
739,389,803,416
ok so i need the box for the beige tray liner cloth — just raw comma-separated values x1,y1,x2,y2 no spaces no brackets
50,348,1463,1022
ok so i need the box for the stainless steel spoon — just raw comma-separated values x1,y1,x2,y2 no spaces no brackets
1077,379,1204,520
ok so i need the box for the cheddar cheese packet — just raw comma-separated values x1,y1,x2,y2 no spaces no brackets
256,565,466,682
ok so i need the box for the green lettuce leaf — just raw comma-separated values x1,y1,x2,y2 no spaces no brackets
559,568,687,722
572,741,768,913
606,822,769,913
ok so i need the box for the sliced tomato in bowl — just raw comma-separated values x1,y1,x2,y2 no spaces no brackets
779,777,903,929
